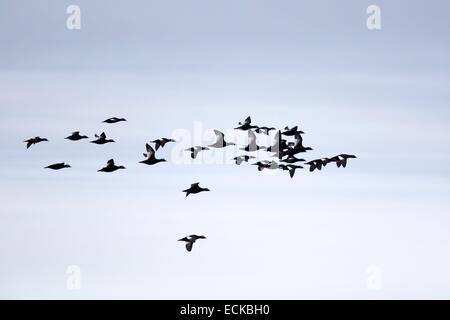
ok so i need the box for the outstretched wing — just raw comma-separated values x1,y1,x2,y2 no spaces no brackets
100,132,106,138
107,159,115,166
244,116,251,125
186,242,193,252
72,131,80,135
191,182,200,187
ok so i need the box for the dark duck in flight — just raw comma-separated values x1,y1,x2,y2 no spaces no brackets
279,133,312,158
98,159,125,173
151,138,175,151
278,164,303,178
182,183,210,197
234,116,258,131
252,160,279,171
103,117,126,124
233,155,255,165
305,159,325,172
185,146,209,159
209,130,235,148
140,144,167,165
65,131,88,141
45,162,71,170
24,136,48,149
333,154,357,168
90,132,115,145
178,235,206,252
240,130,265,152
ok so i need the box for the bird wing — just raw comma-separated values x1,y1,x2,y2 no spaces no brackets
26,140,33,149
100,132,106,138
186,242,193,252
72,131,79,135
244,116,251,124
213,130,225,140
107,159,115,166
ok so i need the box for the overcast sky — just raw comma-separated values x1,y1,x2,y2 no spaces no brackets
1,0,450,299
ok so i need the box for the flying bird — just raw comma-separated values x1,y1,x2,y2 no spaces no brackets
178,235,207,252
209,130,235,148
24,137,48,149
233,155,255,165
151,138,175,151
278,164,303,178
280,155,305,164
282,126,305,136
140,144,167,165
252,160,279,171
305,159,325,172
90,132,115,145
98,159,126,172
182,182,210,197
103,117,126,124
334,154,357,168
234,116,258,131
45,163,71,170
65,131,88,141
185,146,209,159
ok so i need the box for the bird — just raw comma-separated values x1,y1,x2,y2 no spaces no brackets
103,117,126,124
98,159,126,172
24,137,48,149
90,132,115,144
140,144,167,165
65,131,88,141
279,133,312,158
282,126,305,136
305,160,323,172
151,138,175,151
265,131,289,155
334,154,357,168
234,116,259,131
185,146,209,159
252,160,279,171
45,163,71,170
178,235,207,252
240,130,265,152
182,183,210,197
278,164,303,178
233,155,255,165
255,126,276,134
280,155,305,164
209,130,235,148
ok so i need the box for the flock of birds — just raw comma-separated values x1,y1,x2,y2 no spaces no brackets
24,116,356,252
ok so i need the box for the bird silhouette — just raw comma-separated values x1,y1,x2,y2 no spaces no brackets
24,137,48,149
45,163,71,170
65,131,88,141
334,154,357,168
98,159,126,172
278,164,303,178
305,159,324,172
233,155,255,165
182,183,210,197
209,130,235,148
140,144,167,165
90,132,115,145
234,116,258,131
252,160,279,171
151,138,175,151
178,235,206,252
280,155,305,164
185,146,209,159
103,117,126,124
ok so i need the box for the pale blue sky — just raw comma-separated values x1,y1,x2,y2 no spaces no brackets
0,0,450,299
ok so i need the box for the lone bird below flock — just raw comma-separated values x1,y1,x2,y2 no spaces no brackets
45,162,71,170
183,183,210,197
98,159,125,173
103,117,126,124
178,235,207,252
140,144,167,165
91,132,115,145
151,138,175,151
24,136,48,149
185,146,209,159
209,130,235,148
65,131,88,141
